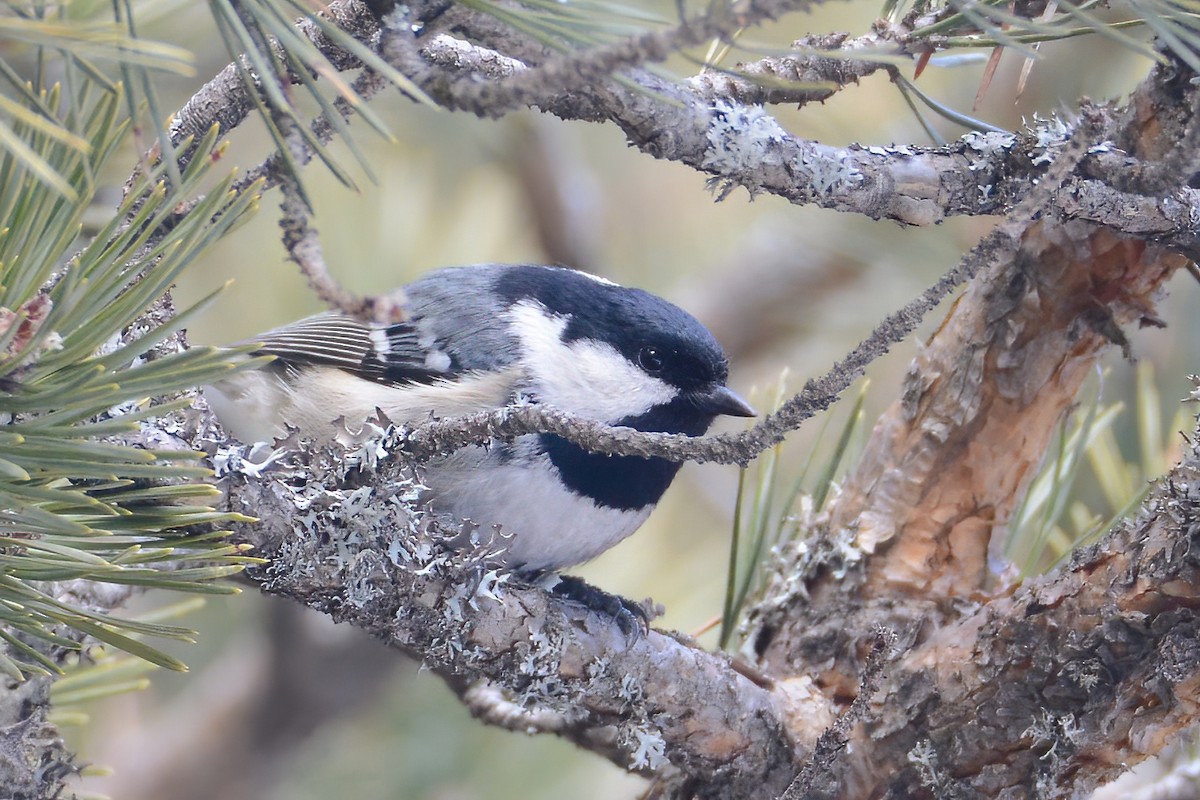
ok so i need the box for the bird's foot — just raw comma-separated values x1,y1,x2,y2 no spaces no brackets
549,574,656,644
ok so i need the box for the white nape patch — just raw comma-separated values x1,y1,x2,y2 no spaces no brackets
573,269,619,287
506,300,675,423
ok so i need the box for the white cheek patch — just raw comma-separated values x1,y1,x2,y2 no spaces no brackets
506,300,676,422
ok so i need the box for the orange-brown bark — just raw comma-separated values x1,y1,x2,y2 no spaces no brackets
830,222,1185,600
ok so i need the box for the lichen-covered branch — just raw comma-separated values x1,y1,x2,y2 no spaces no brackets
147,1,1200,255
409,27,1200,251
167,0,378,164
0,676,75,798
686,32,894,106
217,441,804,798
380,0,815,118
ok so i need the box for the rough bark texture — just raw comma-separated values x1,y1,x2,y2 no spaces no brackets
728,54,1197,799
741,218,1188,798
0,677,74,800
163,10,1200,800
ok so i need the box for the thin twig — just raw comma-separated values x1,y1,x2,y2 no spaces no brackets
398,254,979,467
382,0,819,119
781,627,899,799
396,116,1100,468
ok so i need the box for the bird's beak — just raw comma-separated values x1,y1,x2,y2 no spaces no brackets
694,384,757,418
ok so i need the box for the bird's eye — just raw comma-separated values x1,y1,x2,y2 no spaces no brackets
638,346,664,373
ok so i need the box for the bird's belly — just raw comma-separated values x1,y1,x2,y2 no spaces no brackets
424,448,652,572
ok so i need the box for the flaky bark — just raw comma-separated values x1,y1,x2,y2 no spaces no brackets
736,57,1199,800
744,218,1188,798
838,224,1181,601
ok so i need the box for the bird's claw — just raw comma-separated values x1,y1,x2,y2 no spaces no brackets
550,574,651,644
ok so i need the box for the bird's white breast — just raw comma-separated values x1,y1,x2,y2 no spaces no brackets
425,446,651,571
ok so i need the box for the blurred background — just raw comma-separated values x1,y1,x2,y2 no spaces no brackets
60,0,1200,797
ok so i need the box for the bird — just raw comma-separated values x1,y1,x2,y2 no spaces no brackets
207,264,755,576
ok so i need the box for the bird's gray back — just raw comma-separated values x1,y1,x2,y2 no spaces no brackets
406,265,523,373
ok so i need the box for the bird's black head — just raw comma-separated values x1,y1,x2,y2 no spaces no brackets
495,265,755,512
496,265,754,435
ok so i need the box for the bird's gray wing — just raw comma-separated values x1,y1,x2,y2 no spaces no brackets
247,312,452,386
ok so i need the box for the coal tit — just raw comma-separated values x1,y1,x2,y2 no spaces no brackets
207,264,754,573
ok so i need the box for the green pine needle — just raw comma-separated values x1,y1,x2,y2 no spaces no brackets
1007,365,1179,574
0,32,264,676
720,378,869,650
